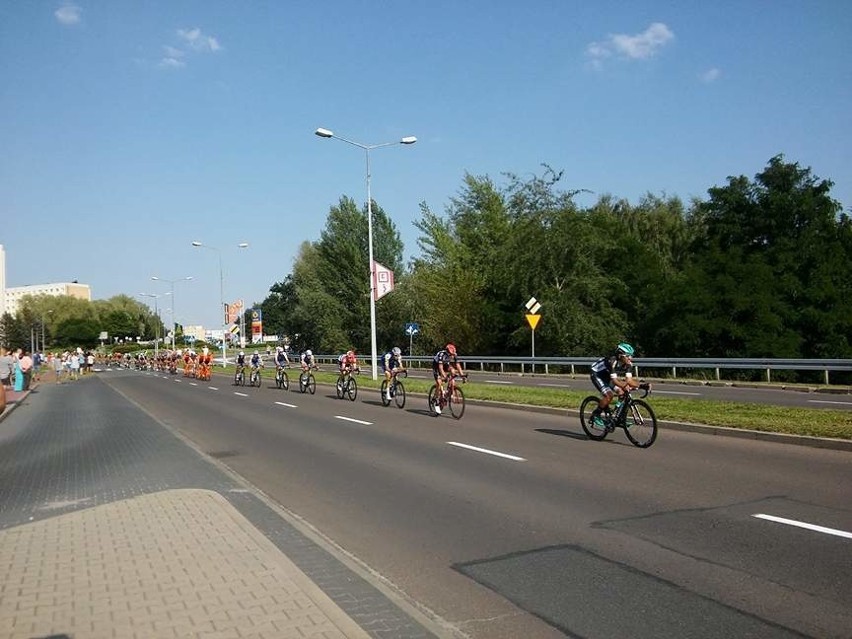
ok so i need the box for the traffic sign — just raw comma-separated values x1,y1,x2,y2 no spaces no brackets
525,296,542,314
525,314,541,330
405,322,420,336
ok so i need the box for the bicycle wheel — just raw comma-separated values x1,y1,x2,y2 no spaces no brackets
394,382,406,409
336,375,344,399
307,373,316,395
346,377,358,401
380,380,391,407
427,385,438,415
234,371,241,386
449,386,465,419
623,399,658,448
280,370,289,391
580,395,609,441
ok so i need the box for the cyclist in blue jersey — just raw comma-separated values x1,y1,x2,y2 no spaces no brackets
589,342,649,426
382,347,406,401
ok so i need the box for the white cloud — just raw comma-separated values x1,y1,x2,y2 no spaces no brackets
700,67,721,83
159,46,187,69
177,27,221,53
587,22,674,64
54,4,82,26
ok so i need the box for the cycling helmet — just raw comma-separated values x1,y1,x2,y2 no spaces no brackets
305,349,312,357
347,350,355,358
239,351,245,356
446,343,457,355
392,347,401,356
616,342,635,357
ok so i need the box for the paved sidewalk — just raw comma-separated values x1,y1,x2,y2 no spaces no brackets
0,376,442,639
0,489,369,639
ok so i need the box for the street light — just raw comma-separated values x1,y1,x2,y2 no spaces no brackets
139,292,169,360
151,276,193,350
191,241,249,366
315,126,417,379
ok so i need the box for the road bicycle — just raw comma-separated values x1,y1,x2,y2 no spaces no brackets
298,365,318,394
380,370,407,408
249,365,263,388
428,374,467,419
579,384,657,448
336,368,359,401
274,365,290,390
233,365,246,386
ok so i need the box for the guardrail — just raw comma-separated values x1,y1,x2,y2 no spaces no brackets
312,355,852,385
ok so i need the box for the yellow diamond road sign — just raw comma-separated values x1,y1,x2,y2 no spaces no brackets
526,314,541,330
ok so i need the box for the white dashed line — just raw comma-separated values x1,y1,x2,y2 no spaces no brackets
538,383,569,388
484,380,514,385
447,442,525,461
335,416,372,425
753,514,852,539
655,390,701,396
208,387,219,391
274,401,298,408
808,399,852,406
190,383,198,386
234,392,249,397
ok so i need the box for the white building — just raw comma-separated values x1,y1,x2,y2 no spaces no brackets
0,245,6,317
5,281,92,316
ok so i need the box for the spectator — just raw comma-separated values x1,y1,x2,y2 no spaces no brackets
54,352,65,383
69,352,81,381
19,349,34,390
0,348,12,388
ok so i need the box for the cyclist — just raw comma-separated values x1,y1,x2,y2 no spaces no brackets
432,343,464,415
338,350,359,377
589,342,649,427
299,349,315,372
235,350,247,378
250,350,262,373
382,347,406,401
274,346,289,371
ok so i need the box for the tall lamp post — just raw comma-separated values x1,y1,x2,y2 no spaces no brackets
151,276,193,350
314,127,416,380
191,241,249,367
139,293,169,360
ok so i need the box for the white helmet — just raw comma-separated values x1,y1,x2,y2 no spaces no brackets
239,351,245,356
392,347,401,356
305,349,312,357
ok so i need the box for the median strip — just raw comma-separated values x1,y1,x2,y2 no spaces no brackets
447,442,525,461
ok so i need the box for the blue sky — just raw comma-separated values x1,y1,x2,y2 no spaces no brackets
2,1,850,330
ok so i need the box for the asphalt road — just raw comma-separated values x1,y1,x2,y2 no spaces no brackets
105,369,852,639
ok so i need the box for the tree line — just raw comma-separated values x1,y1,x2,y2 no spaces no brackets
257,155,851,366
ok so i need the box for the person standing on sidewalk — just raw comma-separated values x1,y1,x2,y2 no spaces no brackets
18,349,34,390
0,348,13,389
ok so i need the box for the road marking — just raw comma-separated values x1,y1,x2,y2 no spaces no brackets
655,390,701,396
190,383,198,386
808,399,852,406
234,392,249,397
753,514,852,539
447,442,526,462
335,416,372,425
174,379,182,383
485,380,514,385
538,383,569,388
208,386,219,391
275,401,297,408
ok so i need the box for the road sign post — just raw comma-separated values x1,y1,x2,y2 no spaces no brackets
405,322,420,356
525,297,542,374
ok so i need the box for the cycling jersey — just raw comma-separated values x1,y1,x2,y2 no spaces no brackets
382,351,402,372
300,352,314,366
275,353,288,367
590,354,631,379
250,354,261,367
236,354,246,366
432,350,458,378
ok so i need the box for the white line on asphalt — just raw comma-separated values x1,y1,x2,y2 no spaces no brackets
655,390,701,396
275,401,298,408
447,442,526,461
335,416,373,425
485,380,514,385
538,383,569,388
190,383,198,386
208,386,218,391
753,514,852,539
234,392,249,397
174,379,182,383
808,399,852,406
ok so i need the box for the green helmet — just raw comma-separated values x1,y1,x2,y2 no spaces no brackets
616,342,635,356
